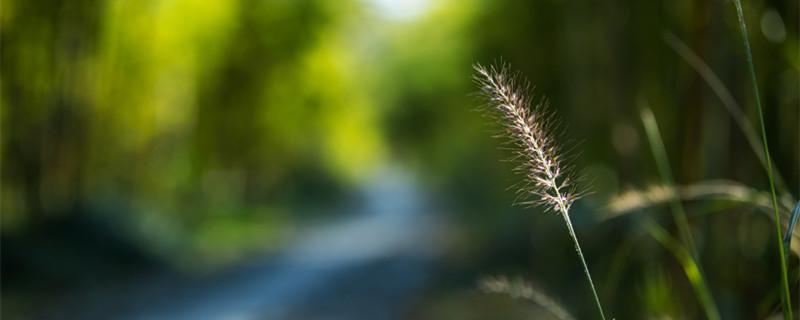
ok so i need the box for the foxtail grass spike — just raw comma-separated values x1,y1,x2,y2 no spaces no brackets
473,62,605,320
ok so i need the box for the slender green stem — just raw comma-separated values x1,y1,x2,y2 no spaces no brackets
640,107,700,262
554,184,605,320
732,1,792,318
661,31,790,196
640,107,720,319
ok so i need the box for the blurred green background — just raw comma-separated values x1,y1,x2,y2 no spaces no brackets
2,0,799,319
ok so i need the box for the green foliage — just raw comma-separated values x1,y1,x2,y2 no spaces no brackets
1,0,380,265
1,0,798,318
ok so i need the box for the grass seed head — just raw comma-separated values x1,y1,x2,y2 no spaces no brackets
472,63,580,214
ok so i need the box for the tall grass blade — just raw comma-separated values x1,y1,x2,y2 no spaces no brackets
604,181,800,252
640,106,720,319
731,1,792,317
640,107,701,261
662,31,790,196
605,180,794,219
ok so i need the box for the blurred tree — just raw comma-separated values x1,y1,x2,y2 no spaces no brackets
1,0,383,266
2,0,104,228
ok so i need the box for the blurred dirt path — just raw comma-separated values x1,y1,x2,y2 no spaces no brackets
40,166,446,320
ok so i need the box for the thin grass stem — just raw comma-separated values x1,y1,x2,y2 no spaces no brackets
732,1,792,317
640,106,701,261
560,205,606,320
640,106,720,319
661,31,790,196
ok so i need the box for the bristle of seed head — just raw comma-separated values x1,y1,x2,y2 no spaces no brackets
473,63,579,214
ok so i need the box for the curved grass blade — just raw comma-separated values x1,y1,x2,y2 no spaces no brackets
640,106,720,319
638,217,721,320
603,181,800,252
661,31,791,197
782,201,800,262
640,106,701,261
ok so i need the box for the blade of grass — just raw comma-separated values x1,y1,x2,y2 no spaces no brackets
661,31,790,196
782,201,800,266
640,106,720,319
605,180,795,220
640,107,700,261
603,181,800,247
732,1,792,317
638,217,720,320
